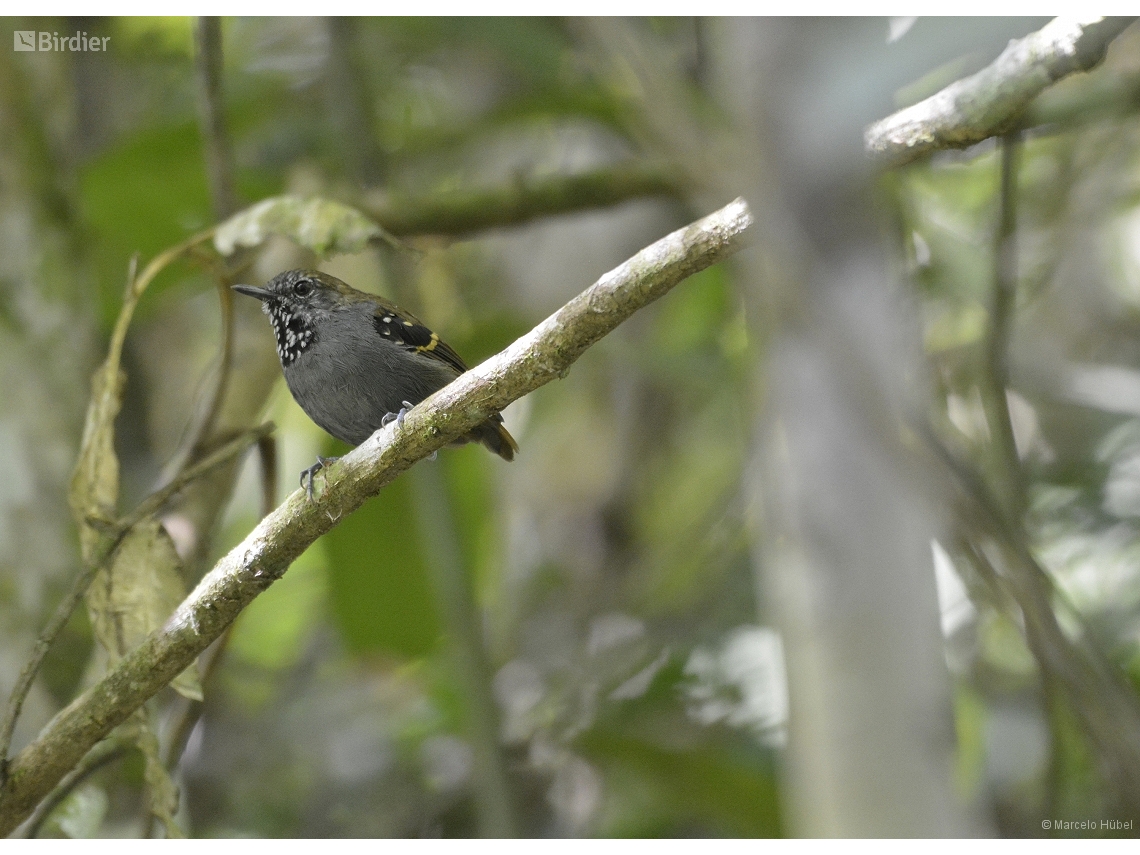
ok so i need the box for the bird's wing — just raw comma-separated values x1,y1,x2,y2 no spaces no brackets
371,302,469,375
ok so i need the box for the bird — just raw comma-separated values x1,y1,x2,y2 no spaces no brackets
233,269,517,498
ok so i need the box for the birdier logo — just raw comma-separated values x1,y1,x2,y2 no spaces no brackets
13,30,110,52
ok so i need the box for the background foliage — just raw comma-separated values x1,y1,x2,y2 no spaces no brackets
2,15,1140,838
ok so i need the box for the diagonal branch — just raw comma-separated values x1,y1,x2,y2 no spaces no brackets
865,16,1136,166
0,197,754,836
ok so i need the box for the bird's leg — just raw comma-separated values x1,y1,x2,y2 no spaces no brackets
300,455,340,502
380,401,435,459
379,402,436,460
397,400,414,427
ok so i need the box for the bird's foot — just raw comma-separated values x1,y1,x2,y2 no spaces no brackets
300,455,340,502
381,400,416,429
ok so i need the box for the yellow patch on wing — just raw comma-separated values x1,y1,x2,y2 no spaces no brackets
416,333,440,353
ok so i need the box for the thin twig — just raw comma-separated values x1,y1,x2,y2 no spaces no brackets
256,434,277,518
0,198,754,835
0,424,272,781
17,738,132,838
0,567,102,785
158,271,237,488
926,426,1140,810
159,624,233,777
185,13,242,467
171,17,240,492
159,431,276,779
980,133,1024,517
961,537,1140,807
954,533,1078,822
110,230,216,372
952,134,1140,805
126,424,276,535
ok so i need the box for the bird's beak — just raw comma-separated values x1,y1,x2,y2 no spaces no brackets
232,284,273,301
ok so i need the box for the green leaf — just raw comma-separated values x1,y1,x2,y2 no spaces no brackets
651,264,730,356
50,784,109,839
78,121,212,329
137,708,184,838
214,195,382,257
954,684,987,800
85,519,202,701
68,362,124,563
439,444,500,604
579,729,781,837
226,536,327,673
324,473,442,658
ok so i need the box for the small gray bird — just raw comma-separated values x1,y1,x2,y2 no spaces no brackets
234,269,517,496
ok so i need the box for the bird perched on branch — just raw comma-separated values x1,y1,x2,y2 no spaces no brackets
234,269,517,497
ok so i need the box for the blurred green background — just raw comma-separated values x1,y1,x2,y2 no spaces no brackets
2,15,1140,838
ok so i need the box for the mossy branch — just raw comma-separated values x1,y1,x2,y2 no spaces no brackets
363,160,683,237
0,197,754,836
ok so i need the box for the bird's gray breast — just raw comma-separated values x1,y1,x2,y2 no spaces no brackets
282,303,458,446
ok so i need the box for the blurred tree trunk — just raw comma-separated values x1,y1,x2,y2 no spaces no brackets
577,16,975,834
0,43,97,751
703,19,978,835
756,263,967,835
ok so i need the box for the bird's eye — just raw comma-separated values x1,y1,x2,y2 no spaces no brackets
293,280,313,297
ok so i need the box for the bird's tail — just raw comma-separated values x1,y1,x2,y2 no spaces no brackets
469,415,518,462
